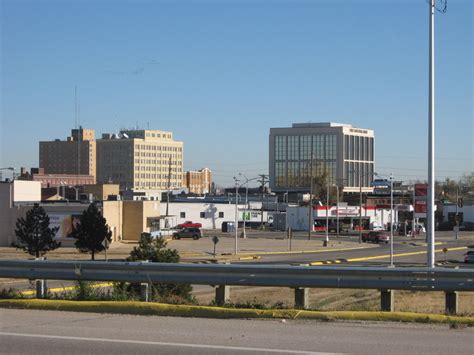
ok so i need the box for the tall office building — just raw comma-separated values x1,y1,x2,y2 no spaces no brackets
39,127,96,182
269,123,374,193
185,168,212,194
96,129,184,190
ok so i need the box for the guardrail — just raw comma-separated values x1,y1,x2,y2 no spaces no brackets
1,260,473,314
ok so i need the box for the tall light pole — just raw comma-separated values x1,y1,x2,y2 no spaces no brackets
375,172,395,267
324,176,330,247
390,173,394,267
427,0,436,269
427,0,446,268
239,173,249,239
233,177,239,255
238,173,258,239
351,169,372,243
359,172,362,244
336,184,339,237
308,156,314,240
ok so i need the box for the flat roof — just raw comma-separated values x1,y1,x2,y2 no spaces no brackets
292,122,352,128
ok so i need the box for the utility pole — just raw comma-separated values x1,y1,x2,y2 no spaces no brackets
258,174,268,229
233,176,240,254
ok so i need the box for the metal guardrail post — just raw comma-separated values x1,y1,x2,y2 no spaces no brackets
140,283,150,302
215,285,230,306
35,280,46,299
35,257,47,299
445,291,459,315
294,287,309,309
380,289,395,312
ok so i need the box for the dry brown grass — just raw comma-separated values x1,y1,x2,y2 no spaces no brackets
194,286,474,315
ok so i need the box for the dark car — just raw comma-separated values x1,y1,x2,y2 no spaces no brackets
172,227,202,240
362,231,390,244
464,251,474,264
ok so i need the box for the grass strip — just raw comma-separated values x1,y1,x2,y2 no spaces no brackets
1,299,473,326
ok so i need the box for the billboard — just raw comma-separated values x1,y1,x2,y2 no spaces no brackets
48,213,81,239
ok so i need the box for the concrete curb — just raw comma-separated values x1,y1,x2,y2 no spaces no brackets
1,299,473,326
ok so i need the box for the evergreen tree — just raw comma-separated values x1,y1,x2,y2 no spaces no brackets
127,233,180,263
70,203,112,260
127,234,193,302
12,204,61,258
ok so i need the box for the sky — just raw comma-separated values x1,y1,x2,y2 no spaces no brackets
1,0,472,187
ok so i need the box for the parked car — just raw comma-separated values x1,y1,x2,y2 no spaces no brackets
464,251,474,264
177,221,203,229
362,231,390,244
172,227,202,240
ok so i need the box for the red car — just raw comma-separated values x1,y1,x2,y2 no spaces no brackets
362,231,390,244
177,221,202,229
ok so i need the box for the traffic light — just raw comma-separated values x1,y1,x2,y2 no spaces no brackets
457,197,463,208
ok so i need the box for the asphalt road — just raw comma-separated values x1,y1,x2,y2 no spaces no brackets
1,308,473,354
239,239,473,267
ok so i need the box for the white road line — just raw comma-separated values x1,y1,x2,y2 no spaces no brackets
0,332,339,354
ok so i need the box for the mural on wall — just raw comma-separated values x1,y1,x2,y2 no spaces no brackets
48,213,81,239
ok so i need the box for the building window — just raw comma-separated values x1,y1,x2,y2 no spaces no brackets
219,212,224,218
180,212,186,218
200,212,205,218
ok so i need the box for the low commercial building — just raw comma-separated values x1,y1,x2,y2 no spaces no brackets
159,202,244,230
0,180,161,246
83,183,120,201
19,168,95,188
286,205,395,231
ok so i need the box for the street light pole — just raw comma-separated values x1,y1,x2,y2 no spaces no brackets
324,176,329,247
335,184,340,238
308,155,314,240
422,0,447,261
455,185,459,240
389,173,394,267
233,177,239,255
239,173,249,239
359,172,362,244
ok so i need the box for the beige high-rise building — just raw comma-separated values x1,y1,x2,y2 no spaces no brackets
96,129,184,191
39,127,96,182
185,168,212,194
